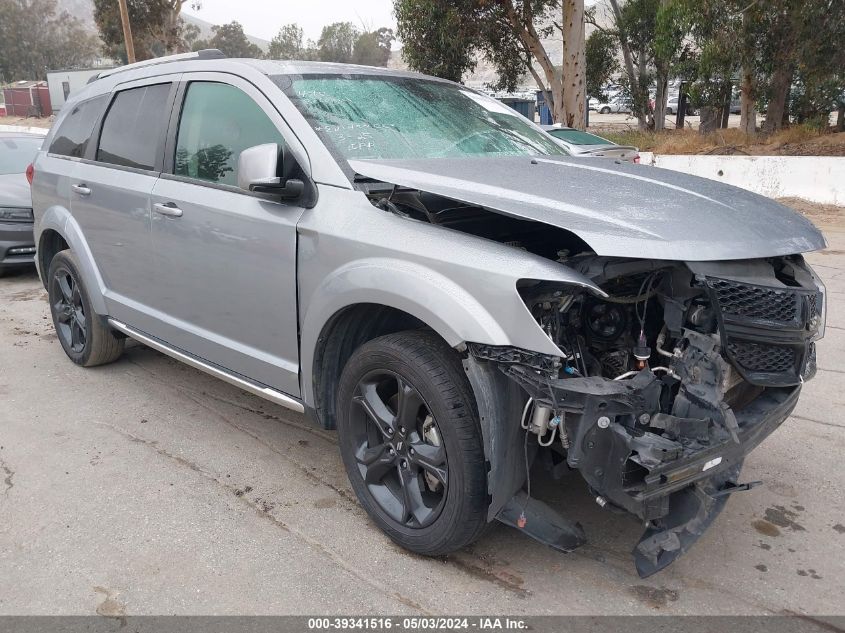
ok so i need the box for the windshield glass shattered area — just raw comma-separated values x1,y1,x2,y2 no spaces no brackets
276,74,566,161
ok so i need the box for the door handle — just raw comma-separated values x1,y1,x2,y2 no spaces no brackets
71,184,91,196
153,202,183,218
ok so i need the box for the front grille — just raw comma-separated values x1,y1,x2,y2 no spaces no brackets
704,271,820,387
727,341,796,374
710,278,799,324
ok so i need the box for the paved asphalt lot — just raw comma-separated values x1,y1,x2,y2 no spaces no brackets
1,215,843,617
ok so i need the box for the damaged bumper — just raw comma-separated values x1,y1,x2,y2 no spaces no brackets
480,340,801,577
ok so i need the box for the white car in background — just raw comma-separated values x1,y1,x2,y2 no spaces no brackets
594,96,631,114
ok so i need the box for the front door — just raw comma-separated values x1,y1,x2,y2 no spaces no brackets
147,75,306,397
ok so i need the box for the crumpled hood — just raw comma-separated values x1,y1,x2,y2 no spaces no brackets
0,173,32,208
349,156,826,261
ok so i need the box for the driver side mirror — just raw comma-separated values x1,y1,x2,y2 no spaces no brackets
237,143,304,200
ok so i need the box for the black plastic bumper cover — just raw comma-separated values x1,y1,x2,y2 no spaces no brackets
632,386,800,576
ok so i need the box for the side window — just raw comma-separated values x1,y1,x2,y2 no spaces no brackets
174,82,284,187
96,83,172,171
49,95,107,158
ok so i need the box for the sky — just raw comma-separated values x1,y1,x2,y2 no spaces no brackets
183,0,398,44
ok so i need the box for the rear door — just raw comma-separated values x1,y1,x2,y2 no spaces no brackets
35,94,109,263
146,73,308,396
70,76,178,324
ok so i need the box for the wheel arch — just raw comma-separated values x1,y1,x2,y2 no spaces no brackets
36,206,108,315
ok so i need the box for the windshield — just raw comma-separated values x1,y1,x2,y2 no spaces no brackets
0,136,41,175
548,128,613,146
276,74,566,162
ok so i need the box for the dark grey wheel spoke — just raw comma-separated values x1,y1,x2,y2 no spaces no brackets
74,308,86,329
70,321,83,349
399,467,433,525
57,275,73,302
353,382,397,437
356,443,395,485
409,441,448,486
396,378,424,429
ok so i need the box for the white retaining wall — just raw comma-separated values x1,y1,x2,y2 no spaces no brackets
639,152,845,205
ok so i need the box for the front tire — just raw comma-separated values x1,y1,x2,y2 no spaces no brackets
600,106,611,114
336,330,488,556
48,250,124,367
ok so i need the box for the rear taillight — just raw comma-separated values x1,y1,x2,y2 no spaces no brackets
633,154,641,164
25,163,34,185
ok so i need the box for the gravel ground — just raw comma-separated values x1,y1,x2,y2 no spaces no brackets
0,202,843,617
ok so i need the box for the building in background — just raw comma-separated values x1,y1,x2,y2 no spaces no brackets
46,68,114,112
1,81,52,117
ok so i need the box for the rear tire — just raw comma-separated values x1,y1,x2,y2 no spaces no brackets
336,330,488,556
48,250,124,367
600,106,611,114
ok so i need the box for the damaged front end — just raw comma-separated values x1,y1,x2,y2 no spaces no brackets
469,254,825,576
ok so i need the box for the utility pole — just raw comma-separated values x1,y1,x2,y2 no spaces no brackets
117,0,136,64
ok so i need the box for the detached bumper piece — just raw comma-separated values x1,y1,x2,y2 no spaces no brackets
502,330,801,577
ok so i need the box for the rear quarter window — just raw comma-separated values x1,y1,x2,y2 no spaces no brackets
48,95,107,158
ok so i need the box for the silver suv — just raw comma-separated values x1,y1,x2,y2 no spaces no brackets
30,51,827,577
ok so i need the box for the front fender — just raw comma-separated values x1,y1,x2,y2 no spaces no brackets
36,205,108,315
299,257,600,407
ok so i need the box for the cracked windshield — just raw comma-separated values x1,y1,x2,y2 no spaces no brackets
279,75,566,161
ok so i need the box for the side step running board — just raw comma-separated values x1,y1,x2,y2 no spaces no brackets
108,318,305,414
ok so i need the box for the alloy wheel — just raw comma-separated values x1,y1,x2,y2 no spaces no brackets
349,370,448,528
52,268,86,353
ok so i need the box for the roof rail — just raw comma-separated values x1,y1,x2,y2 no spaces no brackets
94,49,226,81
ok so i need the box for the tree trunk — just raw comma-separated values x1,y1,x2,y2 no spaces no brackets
720,84,731,129
764,62,793,133
653,66,668,131
837,102,844,132
562,0,586,129
165,0,186,53
505,0,565,123
635,54,649,130
739,66,756,136
699,107,719,134
608,0,647,130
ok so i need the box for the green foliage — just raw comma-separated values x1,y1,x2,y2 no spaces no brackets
789,0,845,124
352,28,395,67
94,0,193,62
393,0,477,82
206,22,263,58
269,24,305,60
585,30,618,100
683,0,844,128
394,0,558,90
0,0,99,81
317,22,358,64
